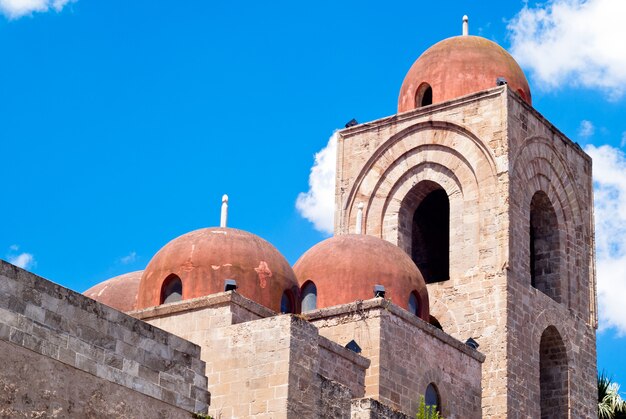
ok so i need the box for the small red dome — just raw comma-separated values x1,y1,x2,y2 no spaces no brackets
137,228,299,312
293,234,429,321
398,35,531,112
83,271,143,312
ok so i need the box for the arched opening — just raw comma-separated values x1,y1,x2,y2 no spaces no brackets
408,291,420,317
539,326,568,418
301,281,317,312
530,191,561,303
280,290,295,314
412,187,449,283
415,82,433,107
424,383,442,415
160,274,182,304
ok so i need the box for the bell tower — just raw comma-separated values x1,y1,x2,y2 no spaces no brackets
334,19,597,418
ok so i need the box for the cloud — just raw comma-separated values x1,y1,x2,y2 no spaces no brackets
585,144,626,335
579,120,595,138
0,0,74,19
507,0,626,99
296,132,337,234
7,252,35,270
621,132,626,148
119,251,137,265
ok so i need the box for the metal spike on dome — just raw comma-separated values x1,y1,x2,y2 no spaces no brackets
356,202,364,234
220,194,229,228
463,15,469,36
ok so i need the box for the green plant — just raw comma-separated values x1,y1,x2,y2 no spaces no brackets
192,412,213,419
416,395,443,419
598,371,626,419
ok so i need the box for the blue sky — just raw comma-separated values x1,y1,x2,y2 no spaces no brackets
2,0,625,389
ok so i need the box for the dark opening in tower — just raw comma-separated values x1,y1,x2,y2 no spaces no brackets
412,187,449,283
415,82,433,107
530,191,561,303
539,326,569,418
160,274,182,304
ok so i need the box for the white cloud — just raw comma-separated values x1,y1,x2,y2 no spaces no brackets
585,144,626,335
579,120,595,138
0,0,74,19
296,132,337,234
508,0,626,99
120,251,137,265
7,252,35,270
621,132,626,148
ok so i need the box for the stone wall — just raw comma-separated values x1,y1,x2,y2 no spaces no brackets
0,260,209,416
351,398,410,419
505,91,597,418
134,292,370,419
0,339,197,418
307,299,484,419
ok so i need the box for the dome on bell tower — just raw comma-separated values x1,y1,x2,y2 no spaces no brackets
398,17,531,113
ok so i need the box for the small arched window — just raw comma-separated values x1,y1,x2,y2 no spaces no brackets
415,82,433,107
281,290,295,314
301,281,317,312
160,274,182,304
408,292,420,316
425,383,441,415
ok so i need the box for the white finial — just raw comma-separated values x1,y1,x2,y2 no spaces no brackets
355,202,364,234
220,194,229,228
463,15,469,36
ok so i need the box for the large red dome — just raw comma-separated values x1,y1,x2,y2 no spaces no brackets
398,35,531,113
137,227,299,312
293,234,429,321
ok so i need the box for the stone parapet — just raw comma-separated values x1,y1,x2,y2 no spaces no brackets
0,260,209,414
351,398,410,419
307,298,483,418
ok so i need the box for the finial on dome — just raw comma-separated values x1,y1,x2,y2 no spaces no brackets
462,15,469,36
220,194,229,228
356,202,364,234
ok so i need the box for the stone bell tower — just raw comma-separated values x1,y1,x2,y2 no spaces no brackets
334,18,597,418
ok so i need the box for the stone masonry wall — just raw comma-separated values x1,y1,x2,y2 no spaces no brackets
308,299,484,419
351,398,410,419
0,339,197,418
505,90,597,418
0,260,209,415
134,292,369,419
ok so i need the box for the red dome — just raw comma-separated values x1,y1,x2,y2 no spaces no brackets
293,234,429,321
137,228,299,312
398,35,531,113
83,270,143,312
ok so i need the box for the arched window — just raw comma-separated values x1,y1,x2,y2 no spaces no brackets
160,274,182,304
530,191,561,302
425,383,441,415
412,187,450,283
301,281,317,312
408,292,420,316
415,83,433,107
280,290,295,314
539,326,568,418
